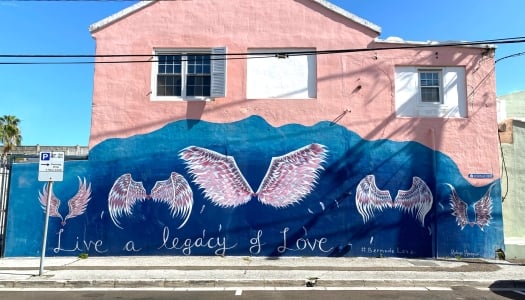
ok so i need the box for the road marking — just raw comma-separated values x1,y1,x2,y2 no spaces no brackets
235,289,242,296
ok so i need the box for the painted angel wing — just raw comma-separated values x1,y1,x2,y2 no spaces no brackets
38,183,63,223
108,173,147,229
63,177,92,225
473,183,495,230
445,183,470,230
150,172,193,229
256,143,327,208
179,146,253,208
355,175,393,223
394,177,433,227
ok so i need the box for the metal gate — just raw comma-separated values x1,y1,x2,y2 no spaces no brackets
0,157,10,257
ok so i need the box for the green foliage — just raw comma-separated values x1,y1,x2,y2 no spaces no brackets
0,115,22,154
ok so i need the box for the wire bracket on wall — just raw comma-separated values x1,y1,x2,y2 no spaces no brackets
330,109,351,126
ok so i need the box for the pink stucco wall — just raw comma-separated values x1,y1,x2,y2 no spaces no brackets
90,0,499,186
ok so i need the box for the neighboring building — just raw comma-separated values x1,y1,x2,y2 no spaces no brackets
498,91,525,259
3,0,503,258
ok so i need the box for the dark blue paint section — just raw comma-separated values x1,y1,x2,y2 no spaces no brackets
4,116,504,258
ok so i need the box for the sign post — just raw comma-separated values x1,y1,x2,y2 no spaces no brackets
38,151,64,276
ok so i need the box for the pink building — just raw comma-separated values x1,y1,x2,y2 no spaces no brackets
3,0,504,258
89,0,499,184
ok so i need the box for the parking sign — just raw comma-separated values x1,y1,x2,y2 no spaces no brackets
38,151,64,182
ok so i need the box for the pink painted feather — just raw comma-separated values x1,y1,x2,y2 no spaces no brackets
64,177,92,225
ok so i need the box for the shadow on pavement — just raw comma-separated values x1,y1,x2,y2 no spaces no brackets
489,280,525,300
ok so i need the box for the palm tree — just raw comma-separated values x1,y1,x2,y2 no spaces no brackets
0,115,22,166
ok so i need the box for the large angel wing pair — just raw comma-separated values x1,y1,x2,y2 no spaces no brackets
446,183,495,231
108,172,193,229
38,177,92,226
355,175,433,227
178,143,327,208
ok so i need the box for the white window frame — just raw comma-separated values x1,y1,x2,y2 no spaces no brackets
150,47,226,101
394,66,467,118
418,69,443,104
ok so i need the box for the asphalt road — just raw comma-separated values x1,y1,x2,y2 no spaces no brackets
1,286,525,300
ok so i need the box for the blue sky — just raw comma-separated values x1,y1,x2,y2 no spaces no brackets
1,0,524,146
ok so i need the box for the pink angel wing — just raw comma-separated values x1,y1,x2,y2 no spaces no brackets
256,143,327,208
394,177,433,227
445,183,470,230
150,172,193,229
38,183,64,223
108,173,147,229
355,174,393,223
179,146,253,208
473,183,495,230
63,177,92,226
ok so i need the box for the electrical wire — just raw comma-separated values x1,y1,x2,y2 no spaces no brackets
497,127,509,202
1,37,524,65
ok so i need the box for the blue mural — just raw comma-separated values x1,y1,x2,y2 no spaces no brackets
4,116,503,258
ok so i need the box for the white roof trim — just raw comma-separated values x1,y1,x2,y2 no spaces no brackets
374,37,496,49
89,0,381,34
89,1,155,33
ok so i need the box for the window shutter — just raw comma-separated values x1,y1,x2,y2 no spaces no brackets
394,67,418,117
210,47,226,98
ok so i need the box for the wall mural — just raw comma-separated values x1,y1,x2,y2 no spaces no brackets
38,177,92,226
108,172,193,229
446,183,495,231
4,116,504,258
355,175,433,227
179,144,327,208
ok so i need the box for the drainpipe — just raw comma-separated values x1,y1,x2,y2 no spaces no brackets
429,128,438,258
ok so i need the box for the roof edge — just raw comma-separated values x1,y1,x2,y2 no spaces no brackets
373,37,496,49
89,0,382,35
311,0,381,34
89,0,156,33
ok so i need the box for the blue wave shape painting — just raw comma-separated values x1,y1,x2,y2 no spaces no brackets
4,116,503,258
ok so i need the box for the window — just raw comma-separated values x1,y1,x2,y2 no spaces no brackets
151,47,226,100
394,66,466,118
419,70,442,103
246,48,316,99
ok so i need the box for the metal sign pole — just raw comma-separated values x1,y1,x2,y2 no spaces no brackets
39,180,53,276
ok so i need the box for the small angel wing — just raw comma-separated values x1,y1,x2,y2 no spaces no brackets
394,177,433,227
108,173,147,229
473,183,495,230
179,146,253,208
38,183,63,223
256,143,328,208
63,177,92,225
150,172,193,229
355,175,393,223
445,183,470,230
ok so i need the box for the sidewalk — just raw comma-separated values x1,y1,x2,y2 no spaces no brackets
0,256,524,289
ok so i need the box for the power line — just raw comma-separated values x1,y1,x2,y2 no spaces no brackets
1,37,525,65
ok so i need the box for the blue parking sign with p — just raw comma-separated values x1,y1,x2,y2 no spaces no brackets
40,152,51,161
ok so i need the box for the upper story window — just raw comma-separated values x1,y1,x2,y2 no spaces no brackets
151,47,226,101
419,70,442,103
157,54,211,97
395,66,467,118
246,48,316,99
